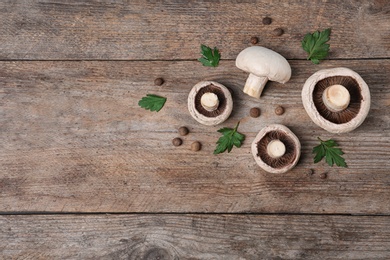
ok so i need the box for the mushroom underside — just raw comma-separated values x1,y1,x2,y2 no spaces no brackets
195,84,227,117
256,130,297,169
313,76,362,124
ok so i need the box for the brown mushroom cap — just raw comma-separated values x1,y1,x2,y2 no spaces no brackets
302,67,371,133
251,124,301,174
188,81,233,126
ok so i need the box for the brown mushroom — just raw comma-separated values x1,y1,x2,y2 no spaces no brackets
251,124,301,174
188,81,233,126
302,67,371,133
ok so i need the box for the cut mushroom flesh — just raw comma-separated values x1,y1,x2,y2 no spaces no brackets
322,84,350,112
200,92,220,112
302,67,371,133
267,140,286,159
251,124,301,174
188,81,233,126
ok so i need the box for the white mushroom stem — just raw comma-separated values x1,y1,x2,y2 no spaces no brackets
267,140,286,159
322,84,350,112
243,73,269,99
201,92,219,112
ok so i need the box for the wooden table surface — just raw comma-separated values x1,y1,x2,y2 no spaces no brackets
1,0,389,259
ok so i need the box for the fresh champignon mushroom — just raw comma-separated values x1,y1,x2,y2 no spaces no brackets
188,81,233,126
302,67,371,133
251,124,301,174
235,46,291,99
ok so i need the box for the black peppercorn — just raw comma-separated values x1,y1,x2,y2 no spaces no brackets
250,36,259,45
250,107,261,118
320,172,327,179
275,106,285,115
262,17,272,25
154,77,164,86
172,137,182,146
306,169,314,175
191,141,201,151
178,126,189,136
273,28,284,36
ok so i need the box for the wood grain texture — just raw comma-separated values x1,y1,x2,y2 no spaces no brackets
0,0,389,60
1,60,389,214
1,214,389,259
1,1,389,258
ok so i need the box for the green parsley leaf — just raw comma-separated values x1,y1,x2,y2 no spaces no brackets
138,94,167,112
301,28,331,64
214,121,245,154
312,137,347,167
198,44,220,67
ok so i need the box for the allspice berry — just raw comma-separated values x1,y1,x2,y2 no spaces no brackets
191,141,201,151
262,17,272,25
250,107,261,118
154,77,164,86
275,106,285,115
250,36,259,45
172,137,182,146
306,169,314,175
178,126,189,136
273,28,284,36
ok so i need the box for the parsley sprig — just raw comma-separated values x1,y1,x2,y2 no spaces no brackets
313,137,347,167
302,28,331,64
138,94,167,112
214,121,245,154
198,44,221,67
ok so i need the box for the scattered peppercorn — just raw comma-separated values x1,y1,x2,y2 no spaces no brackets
273,28,284,36
172,137,182,146
178,126,189,136
306,168,314,175
275,106,285,115
154,77,164,86
250,107,261,118
319,172,327,179
250,36,259,45
262,17,272,25
191,141,202,151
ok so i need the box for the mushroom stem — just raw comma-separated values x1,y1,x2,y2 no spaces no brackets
267,139,286,159
201,92,219,112
322,84,350,112
243,73,269,99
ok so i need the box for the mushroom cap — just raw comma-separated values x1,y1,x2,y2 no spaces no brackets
235,46,291,83
302,67,371,133
251,124,301,174
188,81,233,126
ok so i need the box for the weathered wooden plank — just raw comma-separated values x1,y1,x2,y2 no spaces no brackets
0,214,389,259
0,0,389,60
1,60,389,214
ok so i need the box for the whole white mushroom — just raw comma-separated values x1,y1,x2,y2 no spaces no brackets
236,46,292,99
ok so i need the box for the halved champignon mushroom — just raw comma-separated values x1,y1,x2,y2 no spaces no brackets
302,67,371,133
251,124,301,174
188,81,233,126
236,46,291,99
